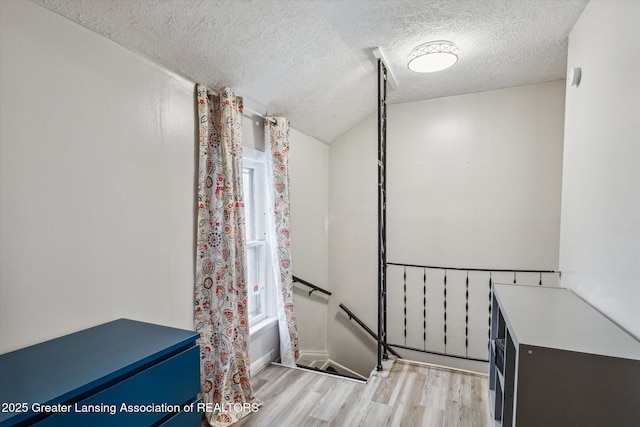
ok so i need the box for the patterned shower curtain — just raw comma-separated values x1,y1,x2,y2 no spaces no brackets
195,85,257,426
265,117,299,367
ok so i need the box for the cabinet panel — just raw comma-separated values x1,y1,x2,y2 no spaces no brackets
160,400,202,427
501,331,516,426
516,346,640,426
34,346,199,426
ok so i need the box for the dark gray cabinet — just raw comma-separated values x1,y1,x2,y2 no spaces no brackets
489,284,640,426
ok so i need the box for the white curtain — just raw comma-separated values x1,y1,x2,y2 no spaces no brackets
265,117,299,366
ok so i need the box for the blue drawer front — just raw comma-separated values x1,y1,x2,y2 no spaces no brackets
160,399,202,427
33,345,200,426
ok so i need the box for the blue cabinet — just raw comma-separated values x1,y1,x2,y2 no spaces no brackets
0,319,201,426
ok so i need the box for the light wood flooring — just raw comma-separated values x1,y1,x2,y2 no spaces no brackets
235,360,492,427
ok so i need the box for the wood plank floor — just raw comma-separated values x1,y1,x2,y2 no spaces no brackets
234,360,493,427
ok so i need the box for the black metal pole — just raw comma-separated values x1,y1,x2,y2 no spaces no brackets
382,63,388,362
376,59,388,371
376,59,383,371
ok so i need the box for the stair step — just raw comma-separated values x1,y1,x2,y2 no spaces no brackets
294,363,366,382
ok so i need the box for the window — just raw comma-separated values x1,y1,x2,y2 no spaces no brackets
243,149,271,326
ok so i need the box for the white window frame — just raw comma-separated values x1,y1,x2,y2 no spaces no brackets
243,147,276,329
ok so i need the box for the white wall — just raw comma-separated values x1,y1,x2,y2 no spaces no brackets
388,82,565,269
329,81,566,375
289,129,330,354
328,111,379,376
0,0,195,353
560,0,640,339
242,113,266,152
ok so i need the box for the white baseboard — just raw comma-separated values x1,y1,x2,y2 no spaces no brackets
251,349,276,375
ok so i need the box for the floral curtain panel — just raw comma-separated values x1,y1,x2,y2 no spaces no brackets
265,117,299,366
195,85,257,426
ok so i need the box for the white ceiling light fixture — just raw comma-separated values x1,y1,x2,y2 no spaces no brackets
408,41,459,73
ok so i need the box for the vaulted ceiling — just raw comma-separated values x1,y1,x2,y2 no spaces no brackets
35,0,588,143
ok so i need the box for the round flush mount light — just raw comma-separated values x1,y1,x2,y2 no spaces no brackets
408,41,459,73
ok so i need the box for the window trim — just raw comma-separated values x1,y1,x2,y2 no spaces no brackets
243,147,276,331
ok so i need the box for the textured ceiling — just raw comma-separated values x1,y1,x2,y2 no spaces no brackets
35,0,588,143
